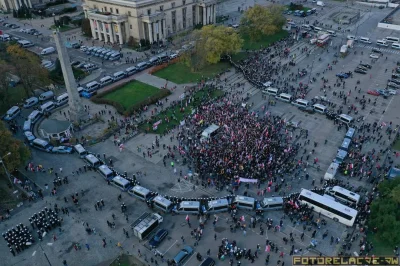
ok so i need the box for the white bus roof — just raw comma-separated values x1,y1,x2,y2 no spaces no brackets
235,196,255,203
299,189,358,216
180,201,200,207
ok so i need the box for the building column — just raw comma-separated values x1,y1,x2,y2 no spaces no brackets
148,22,153,43
202,6,206,25
98,21,103,41
109,23,114,44
213,4,216,24
89,19,96,39
163,19,167,39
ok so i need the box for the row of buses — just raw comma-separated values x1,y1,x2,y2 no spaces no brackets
70,144,361,226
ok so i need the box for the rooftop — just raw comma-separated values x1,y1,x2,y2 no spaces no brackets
40,119,72,133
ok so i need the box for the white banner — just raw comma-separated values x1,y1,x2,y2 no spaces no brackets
239,178,258,183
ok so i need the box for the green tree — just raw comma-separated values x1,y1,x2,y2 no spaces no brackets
0,122,30,177
182,25,243,71
7,44,49,97
81,18,92,37
240,4,286,41
369,178,400,246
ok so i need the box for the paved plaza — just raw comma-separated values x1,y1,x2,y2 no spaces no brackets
1,0,400,266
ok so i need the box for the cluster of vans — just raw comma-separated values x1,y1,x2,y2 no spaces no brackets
292,8,316,17
350,36,400,49
83,47,122,61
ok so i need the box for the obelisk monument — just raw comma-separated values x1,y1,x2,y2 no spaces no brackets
52,30,86,122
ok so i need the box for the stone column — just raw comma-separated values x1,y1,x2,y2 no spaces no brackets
109,23,114,44
89,19,96,39
98,21,103,41
148,22,153,43
52,31,86,122
202,6,206,25
213,4,216,24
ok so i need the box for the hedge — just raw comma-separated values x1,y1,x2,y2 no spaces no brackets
148,57,180,74
91,80,171,117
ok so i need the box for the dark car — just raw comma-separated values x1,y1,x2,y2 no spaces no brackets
149,229,168,248
354,68,367,74
71,42,81,49
71,61,81,67
372,48,383,54
389,79,400,85
299,106,315,114
200,257,216,266
336,72,349,79
359,63,372,69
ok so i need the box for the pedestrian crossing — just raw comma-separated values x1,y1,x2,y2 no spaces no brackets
354,44,400,55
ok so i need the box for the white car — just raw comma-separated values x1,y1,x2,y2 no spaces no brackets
169,53,178,59
19,28,27,33
370,53,379,59
80,45,87,52
387,89,397,95
41,60,54,69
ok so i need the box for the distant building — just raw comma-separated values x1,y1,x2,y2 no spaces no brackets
0,0,42,11
82,0,217,45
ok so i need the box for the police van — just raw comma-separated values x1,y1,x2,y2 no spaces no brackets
338,114,354,125
205,199,230,213
324,162,339,180
312,103,327,114
4,106,21,121
275,93,293,103
98,164,114,180
73,144,88,158
55,93,68,106
345,128,356,140
28,110,42,124
31,138,53,152
128,185,154,201
340,138,351,151
84,154,102,168
292,99,310,108
111,175,131,191
263,87,279,96
259,197,283,210
39,101,55,113
233,196,256,210
173,201,202,214
152,195,174,212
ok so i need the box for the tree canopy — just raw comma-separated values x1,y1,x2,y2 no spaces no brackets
182,25,243,71
0,122,30,176
240,4,286,41
368,178,400,246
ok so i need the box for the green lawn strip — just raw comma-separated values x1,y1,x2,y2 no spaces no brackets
366,232,394,256
153,62,230,84
393,139,400,151
0,85,27,114
103,81,161,109
140,89,224,134
241,30,289,50
231,52,248,62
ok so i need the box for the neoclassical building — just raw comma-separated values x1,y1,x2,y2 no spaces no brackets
82,0,217,45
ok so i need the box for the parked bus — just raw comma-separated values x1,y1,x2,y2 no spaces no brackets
298,189,358,226
325,186,360,206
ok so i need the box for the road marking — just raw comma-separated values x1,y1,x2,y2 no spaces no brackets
378,95,394,123
162,240,177,255
183,253,195,266
32,251,36,256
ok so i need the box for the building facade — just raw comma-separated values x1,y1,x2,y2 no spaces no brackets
0,0,39,11
82,0,217,45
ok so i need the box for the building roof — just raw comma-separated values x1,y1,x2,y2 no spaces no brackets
40,119,71,133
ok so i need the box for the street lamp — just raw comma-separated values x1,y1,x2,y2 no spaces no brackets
0,152,12,187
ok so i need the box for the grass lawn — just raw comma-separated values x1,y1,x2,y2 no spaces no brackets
367,232,394,256
110,254,145,266
153,62,230,84
103,81,161,109
241,30,289,50
393,139,400,151
0,85,27,115
286,4,311,12
140,89,224,134
231,52,248,62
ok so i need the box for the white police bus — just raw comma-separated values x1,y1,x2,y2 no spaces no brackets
325,186,360,206
298,189,358,226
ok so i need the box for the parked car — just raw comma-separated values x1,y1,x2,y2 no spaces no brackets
325,110,337,120
388,79,400,85
23,97,39,108
10,24,20,29
24,131,36,142
298,106,315,114
149,229,168,248
71,61,81,67
372,48,383,54
199,257,216,266
173,246,193,265
71,42,80,49
387,89,397,95
357,65,368,71
370,53,379,59
359,63,372,69
52,146,73,154
367,90,380,96
354,68,367,74
33,31,42,36
80,46,87,52
387,82,400,89
336,72,350,78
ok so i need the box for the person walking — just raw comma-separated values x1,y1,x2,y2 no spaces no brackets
85,243,90,250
